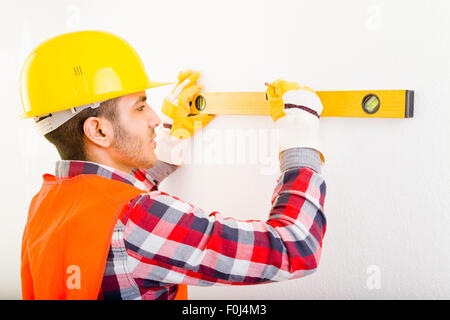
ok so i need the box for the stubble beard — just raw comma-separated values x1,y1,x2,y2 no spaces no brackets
112,123,156,170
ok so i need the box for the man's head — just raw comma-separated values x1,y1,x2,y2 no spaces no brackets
44,91,161,173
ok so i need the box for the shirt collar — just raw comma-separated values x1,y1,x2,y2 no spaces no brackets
55,160,157,191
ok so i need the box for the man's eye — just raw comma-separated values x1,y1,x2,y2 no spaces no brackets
137,105,145,111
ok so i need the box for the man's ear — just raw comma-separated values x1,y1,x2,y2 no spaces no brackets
83,116,114,148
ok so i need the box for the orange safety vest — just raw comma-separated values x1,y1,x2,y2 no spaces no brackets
21,173,188,300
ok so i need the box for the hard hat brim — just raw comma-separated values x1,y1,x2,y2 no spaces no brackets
19,80,173,119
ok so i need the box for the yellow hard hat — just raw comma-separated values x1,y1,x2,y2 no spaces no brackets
20,30,169,118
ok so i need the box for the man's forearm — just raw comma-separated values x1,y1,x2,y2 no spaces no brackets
122,146,326,286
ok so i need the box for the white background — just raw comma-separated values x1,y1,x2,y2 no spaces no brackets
1,0,449,299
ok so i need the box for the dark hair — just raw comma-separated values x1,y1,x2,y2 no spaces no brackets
44,97,120,160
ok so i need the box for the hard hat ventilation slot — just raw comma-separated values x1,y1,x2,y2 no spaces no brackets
73,65,83,76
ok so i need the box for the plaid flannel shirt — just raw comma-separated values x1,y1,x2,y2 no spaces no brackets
54,148,327,300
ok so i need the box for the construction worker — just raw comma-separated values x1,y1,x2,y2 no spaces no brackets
19,30,327,300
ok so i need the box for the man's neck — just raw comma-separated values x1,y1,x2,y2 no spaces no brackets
86,157,133,175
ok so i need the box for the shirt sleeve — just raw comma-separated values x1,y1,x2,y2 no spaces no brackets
133,161,179,191
121,148,327,286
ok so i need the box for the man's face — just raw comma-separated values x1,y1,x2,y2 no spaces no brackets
110,91,161,170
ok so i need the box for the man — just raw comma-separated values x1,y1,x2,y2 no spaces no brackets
20,30,327,300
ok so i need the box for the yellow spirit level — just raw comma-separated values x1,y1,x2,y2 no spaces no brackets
189,90,414,118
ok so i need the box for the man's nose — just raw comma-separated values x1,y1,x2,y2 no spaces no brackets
148,107,161,128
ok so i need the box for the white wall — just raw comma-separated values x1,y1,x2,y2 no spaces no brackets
1,0,449,299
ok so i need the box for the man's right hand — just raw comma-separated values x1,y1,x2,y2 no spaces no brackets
161,70,214,139
265,79,325,163
154,70,215,166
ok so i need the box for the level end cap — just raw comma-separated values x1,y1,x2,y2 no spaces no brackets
405,90,414,118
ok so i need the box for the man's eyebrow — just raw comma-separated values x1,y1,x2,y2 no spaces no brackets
133,95,147,105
